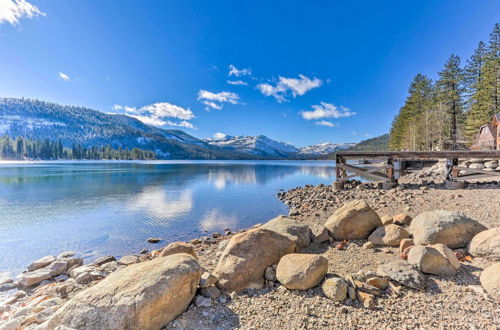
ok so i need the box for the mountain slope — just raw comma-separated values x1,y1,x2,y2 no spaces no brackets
204,134,299,157
299,142,356,156
347,134,390,152
0,98,256,160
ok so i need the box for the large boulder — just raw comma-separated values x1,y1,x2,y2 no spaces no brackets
407,244,460,276
480,263,500,301
324,200,381,240
27,256,56,271
368,224,410,246
377,260,425,290
214,228,295,292
46,253,201,330
409,210,487,248
276,254,328,290
261,216,311,248
469,228,500,261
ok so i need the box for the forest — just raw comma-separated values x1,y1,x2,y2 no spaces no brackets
389,23,499,151
0,135,157,160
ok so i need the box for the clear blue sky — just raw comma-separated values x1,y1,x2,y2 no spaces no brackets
1,0,499,146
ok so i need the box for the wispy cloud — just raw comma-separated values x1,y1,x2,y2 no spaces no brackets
197,90,239,111
112,102,195,129
58,72,70,81
301,102,355,120
257,74,322,102
0,0,45,26
228,64,251,77
315,120,337,127
227,80,248,86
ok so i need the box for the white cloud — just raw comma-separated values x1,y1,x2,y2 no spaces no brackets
227,80,248,86
197,90,239,111
228,64,251,77
315,120,337,127
257,74,322,102
113,102,195,129
58,72,70,81
301,102,355,120
213,132,227,139
0,0,45,25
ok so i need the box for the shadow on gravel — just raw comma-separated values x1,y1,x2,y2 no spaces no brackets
422,263,482,296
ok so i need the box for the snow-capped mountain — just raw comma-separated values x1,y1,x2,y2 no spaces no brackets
204,134,300,157
299,142,356,156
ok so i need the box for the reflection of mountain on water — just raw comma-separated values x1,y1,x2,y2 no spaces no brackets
207,164,336,188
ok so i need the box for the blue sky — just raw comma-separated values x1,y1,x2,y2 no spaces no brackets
0,0,499,147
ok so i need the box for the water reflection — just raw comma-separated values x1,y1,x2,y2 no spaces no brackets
0,161,336,275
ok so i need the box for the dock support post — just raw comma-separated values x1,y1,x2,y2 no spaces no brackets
334,154,346,191
382,157,398,189
445,158,464,189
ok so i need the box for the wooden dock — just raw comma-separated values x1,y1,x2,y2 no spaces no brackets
335,151,500,189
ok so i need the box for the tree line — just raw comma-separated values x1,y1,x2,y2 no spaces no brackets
0,135,157,160
389,23,499,151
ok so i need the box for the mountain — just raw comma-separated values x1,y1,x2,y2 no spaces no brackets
299,142,356,156
0,98,255,160
0,97,360,159
204,134,299,158
347,134,389,152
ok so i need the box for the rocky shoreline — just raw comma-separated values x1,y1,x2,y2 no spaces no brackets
0,170,499,329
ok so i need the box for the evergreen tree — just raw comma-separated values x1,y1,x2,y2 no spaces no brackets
436,54,465,150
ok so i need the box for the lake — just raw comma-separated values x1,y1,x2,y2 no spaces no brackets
0,160,337,276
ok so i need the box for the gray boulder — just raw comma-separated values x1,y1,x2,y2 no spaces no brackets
377,260,425,290
409,210,487,248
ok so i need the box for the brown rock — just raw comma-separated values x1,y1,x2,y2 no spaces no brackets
118,255,139,265
46,254,201,330
310,224,330,244
480,263,500,301
469,227,500,261
407,244,460,276
214,228,295,292
381,215,393,225
368,224,410,246
366,277,389,290
357,291,376,309
393,214,412,226
262,215,311,248
276,254,328,290
324,200,381,240
160,242,197,259
399,238,414,253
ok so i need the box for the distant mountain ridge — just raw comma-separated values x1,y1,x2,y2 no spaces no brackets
0,98,361,159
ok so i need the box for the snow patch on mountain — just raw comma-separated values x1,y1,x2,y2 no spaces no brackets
205,135,299,157
299,142,356,155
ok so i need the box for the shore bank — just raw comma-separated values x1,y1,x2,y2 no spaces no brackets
1,170,499,329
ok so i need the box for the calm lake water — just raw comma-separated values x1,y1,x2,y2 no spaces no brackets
0,160,337,276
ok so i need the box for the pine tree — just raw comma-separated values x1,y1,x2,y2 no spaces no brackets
436,54,465,150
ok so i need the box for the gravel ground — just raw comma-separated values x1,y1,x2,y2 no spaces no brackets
166,177,500,329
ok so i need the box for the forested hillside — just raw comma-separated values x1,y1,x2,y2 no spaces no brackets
389,23,499,151
347,134,389,152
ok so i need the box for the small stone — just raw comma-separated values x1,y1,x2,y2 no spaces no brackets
264,267,277,282
199,272,218,288
348,287,356,300
289,208,300,216
147,238,162,243
322,277,348,302
118,255,139,265
363,242,375,249
399,238,414,253
27,256,56,271
212,232,222,238
230,291,238,300
93,255,116,267
366,277,389,290
200,286,221,299
393,214,412,226
381,215,393,225
58,251,77,258
160,242,197,259
195,295,212,308
357,291,376,309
